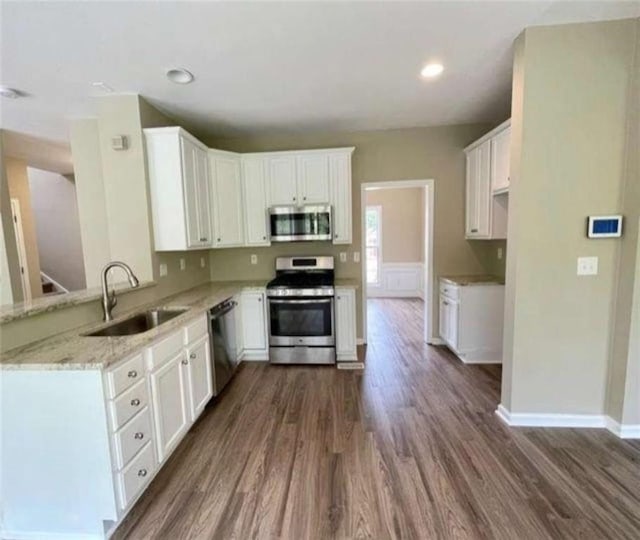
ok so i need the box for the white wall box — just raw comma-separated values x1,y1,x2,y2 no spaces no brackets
335,286,358,361
239,288,269,361
438,279,504,363
464,119,510,239
145,127,212,251
209,150,246,248
0,313,214,540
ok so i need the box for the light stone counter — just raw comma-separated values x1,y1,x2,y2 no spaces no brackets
335,278,360,288
440,275,504,286
0,280,267,371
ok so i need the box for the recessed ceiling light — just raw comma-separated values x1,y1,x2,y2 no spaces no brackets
166,68,194,85
0,86,22,99
92,81,114,93
420,63,444,78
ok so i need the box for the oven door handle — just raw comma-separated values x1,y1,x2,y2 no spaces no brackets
269,298,333,305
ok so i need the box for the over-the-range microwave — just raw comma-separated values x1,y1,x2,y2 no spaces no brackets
269,205,332,242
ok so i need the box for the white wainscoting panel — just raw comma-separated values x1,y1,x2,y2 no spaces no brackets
367,262,424,298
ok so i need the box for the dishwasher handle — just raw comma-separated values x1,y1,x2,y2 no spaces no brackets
209,299,237,319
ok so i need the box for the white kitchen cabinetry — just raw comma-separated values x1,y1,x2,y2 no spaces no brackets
335,286,357,361
464,120,510,240
239,289,269,360
145,127,212,251
268,155,299,205
330,151,353,244
297,153,331,204
438,279,504,364
241,156,270,246
209,150,245,248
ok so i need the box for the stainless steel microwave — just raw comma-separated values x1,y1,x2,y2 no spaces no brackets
269,205,332,242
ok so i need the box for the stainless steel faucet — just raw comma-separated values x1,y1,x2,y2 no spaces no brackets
101,261,140,322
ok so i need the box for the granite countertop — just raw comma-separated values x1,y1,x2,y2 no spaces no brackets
335,278,359,288
0,280,267,371
0,280,157,324
440,275,505,286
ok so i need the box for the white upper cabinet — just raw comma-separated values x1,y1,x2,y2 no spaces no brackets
268,155,298,205
209,151,245,248
329,151,353,244
241,156,270,246
464,119,509,240
297,154,330,204
490,124,511,193
145,127,212,251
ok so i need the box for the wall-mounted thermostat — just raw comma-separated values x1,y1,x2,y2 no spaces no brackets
587,215,622,238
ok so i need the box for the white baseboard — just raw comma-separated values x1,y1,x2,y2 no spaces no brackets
240,350,269,362
495,404,606,428
1,531,101,540
605,417,640,439
356,338,365,345
428,337,445,345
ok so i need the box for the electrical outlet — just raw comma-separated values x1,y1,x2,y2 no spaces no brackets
353,251,360,263
497,247,503,260
577,256,598,276
159,263,168,277
200,257,206,268
251,254,258,265
339,252,347,263
179,258,186,271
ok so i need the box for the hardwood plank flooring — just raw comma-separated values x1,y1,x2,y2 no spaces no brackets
114,298,640,539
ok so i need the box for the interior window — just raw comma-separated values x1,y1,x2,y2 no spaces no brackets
366,206,382,285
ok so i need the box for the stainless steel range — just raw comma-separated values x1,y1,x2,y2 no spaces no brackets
267,256,335,365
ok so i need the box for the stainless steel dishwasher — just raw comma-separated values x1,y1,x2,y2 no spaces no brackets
209,298,239,395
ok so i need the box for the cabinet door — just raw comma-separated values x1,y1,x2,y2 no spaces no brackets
465,142,491,238
242,157,270,246
240,291,267,351
185,335,213,422
210,153,245,247
491,126,511,193
268,156,298,205
329,153,352,244
180,137,202,248
335,288,357,360
439,296,449,344
447,300,459,350
297,154,330,204
194,146,212,245
149,353,189,463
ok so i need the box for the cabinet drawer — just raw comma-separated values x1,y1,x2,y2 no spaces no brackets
439,282,460,301
146,329,183,372
109,379,149,431
184,315,208,345
106,353,145,399
117,441,156,510
113,407,152,470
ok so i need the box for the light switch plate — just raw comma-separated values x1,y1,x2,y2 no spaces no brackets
179,258,186,271
159,263,168,277
339,252,347,263
200,257,206,268
577,256,598,276
353,251,360,263
251,254,258,265
497,247,503,260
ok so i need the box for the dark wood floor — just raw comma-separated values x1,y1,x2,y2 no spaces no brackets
115,298,640,539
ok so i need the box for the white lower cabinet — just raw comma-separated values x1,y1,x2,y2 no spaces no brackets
239,289,269,360
335,286,357,361
185,335,213,420
438,279,504,364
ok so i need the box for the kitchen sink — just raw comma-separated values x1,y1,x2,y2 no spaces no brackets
85,308,188,337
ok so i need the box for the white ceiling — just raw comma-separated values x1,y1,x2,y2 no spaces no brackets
1,1,639,142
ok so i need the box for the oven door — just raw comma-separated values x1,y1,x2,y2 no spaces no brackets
268,297,335,346
269,206,332,242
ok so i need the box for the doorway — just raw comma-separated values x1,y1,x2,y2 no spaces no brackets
10,199,31,301
360,179,435,344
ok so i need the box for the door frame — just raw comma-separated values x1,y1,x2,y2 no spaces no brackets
360,179,435,344
10,198,32,301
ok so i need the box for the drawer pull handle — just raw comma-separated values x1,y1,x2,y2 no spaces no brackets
471,228,478,233
131,398,141,407
134,432,144,440
138,469,148,477
200,237,207,242
443,301,449,306
182,358,189,365
189,353,196,359
127,370,137,378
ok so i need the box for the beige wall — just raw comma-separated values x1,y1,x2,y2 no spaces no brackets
502,18,638,416
207,123,502,338
365,187,424,263
5,158,42,298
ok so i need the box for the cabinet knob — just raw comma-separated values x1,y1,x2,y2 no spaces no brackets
258,297,262,302
293,197,296,201
131,398,141,407
127,370,137,378
217,238,221,242
200,237,207,242
182,358,189,365
471,228,478,233
334,234,338,238
138,469,148,477
263,236,266,240
190,353,196,359
303,196,307,201
134,432,144,440
443,301,449,306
